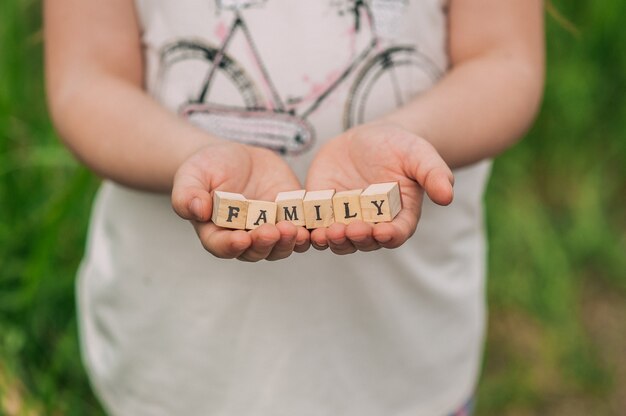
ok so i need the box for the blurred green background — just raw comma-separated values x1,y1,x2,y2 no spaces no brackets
1,0,625,414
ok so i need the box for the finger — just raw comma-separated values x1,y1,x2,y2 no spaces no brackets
310,228,329,250
194,221,252,258
326,223,357,255
237,224,281,262
266,221,299,261
371,207,419,249
345,221,381,252
294,227,311,253
423,167,455,206
404,140,454,206
172,171,213,221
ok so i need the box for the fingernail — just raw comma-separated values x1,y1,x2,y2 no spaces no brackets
350,234,368,243
232,240,249,251
377,235,393,243
190,198,204,221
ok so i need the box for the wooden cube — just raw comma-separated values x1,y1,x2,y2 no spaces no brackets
211,191,249,230
275,190,306,226
360,182,402,223
245,200,278,230
303,189,336,229
332,189,363,225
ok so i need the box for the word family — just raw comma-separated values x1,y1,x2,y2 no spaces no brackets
211,182,402,230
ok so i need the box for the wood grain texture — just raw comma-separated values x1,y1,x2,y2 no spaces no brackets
332,189,363,225
211,191,249,230
275,189,306,226
245,200,278,230
303,189,335,229
360,182,402,223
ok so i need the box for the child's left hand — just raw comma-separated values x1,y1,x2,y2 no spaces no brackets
305,122,454,254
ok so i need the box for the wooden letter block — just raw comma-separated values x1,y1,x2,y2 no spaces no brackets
245,200,277,230
332,189,363,225
360,182,402,223
303,189,336,229
211,191,249,230
275,190,306,226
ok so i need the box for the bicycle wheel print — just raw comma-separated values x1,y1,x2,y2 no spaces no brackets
344,46,443,129
155,40,314,155
156,39,263,111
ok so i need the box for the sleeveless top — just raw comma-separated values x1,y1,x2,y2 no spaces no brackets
77,1,491,414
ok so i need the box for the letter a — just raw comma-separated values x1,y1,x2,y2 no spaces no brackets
253,210,268,226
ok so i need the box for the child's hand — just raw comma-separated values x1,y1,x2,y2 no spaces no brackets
305,122,454,254
172,142,309,261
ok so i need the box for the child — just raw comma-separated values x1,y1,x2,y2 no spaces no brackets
45,0,544,414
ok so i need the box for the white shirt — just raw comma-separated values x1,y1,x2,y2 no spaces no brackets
78,1,491,414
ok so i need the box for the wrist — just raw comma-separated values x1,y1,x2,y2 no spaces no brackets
382,113,426,136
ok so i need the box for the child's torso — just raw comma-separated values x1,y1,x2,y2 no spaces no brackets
78,2,491,415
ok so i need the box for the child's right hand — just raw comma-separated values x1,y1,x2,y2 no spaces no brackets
172,142,309,261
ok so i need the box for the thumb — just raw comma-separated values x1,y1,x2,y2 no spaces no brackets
403,139,454,206
171,170,214,221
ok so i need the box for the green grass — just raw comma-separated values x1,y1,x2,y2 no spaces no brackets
1,0,625,414
477,2,626,414
0,1,102,414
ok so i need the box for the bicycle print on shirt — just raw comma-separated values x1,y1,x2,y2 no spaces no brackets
156,0,442,156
